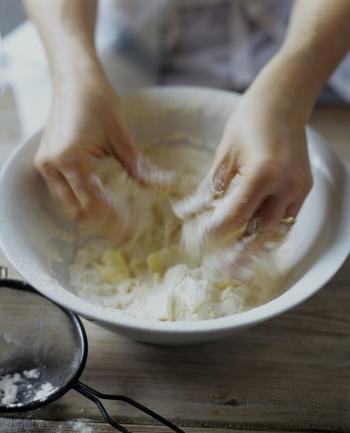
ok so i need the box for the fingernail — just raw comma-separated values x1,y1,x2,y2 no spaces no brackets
211,164,228,198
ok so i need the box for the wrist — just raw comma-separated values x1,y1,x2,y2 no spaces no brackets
53,59,112,98
246,47,321,123
50,40,106,88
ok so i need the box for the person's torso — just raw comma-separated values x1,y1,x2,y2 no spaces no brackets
98,0,350,102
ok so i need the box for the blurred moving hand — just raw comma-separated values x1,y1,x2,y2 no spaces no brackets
35,72,174,238
35,72,172,238
175,0,350,249
25,0,350,246
24,0,174,239
174,70,313,245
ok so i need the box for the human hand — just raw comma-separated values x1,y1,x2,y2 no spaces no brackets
174,79,313,252
35,72,174,239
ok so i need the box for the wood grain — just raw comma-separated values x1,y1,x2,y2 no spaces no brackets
1,98,350,433
2,268,350,432
0,419,300,433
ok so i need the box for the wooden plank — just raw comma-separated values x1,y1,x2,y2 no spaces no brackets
3,278,350,432
0,418,308,433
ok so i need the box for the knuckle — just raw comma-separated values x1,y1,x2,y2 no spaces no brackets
76,209,88,221
262,218,280,232
230,213,250,229
34,157,53,176
71,208,84,222
285,177,301,197
254,159,284,182
56,155,73,169
55,151,78,169
80,201,96,215
304,174,313,194
289,170,302,187
35,145,80,174
81,196,105,216
297,174,313,199
259,206,284,231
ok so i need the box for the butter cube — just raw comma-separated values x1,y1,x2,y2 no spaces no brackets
95,249,130,283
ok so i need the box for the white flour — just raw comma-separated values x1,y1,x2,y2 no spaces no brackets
72,421,94,433
0,373,21,405
0,368,56,406
67,145,287,321
54,420,95,433
23,369,40,379
33,382,57,401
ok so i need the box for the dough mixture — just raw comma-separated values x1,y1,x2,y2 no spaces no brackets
68,144,286,321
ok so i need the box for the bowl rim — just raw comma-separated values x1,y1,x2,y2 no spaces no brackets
1,85,350,335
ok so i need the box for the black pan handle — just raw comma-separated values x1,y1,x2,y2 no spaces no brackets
72,381,185,433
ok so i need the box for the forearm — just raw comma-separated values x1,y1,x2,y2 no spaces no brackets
23,0,102,87
247,0,350,121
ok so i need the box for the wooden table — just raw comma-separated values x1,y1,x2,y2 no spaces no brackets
1,89,350,433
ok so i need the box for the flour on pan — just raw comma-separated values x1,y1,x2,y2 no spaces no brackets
0,368,56,406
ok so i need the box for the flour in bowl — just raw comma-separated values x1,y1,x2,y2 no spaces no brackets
68,145,287,321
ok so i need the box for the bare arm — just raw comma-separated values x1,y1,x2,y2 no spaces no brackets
177,0,350,250
255,0,350,122
23,0,101,86
23,0,173,238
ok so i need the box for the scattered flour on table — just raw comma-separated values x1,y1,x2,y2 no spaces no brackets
72,421,95,433
65,145,288,321
54,421,95,433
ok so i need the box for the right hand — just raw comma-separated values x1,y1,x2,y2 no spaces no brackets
35,72,174,238
174,62,313,252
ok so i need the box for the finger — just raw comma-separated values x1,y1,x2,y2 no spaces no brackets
77,191,133,243
210,174,276,234
179,175,273,255
133,153,177,190
59,156,132,240
172,171,214,220
285,200,303,219
203,239,252,283
203,232,283,284
110,134,177,190
202,232,271,283
255,195,290,232
203,213,292,285
211,158,236,197
180,211,216,258
282,174,313,223
45,169,80,219
173,160,235,221
60,162,105,214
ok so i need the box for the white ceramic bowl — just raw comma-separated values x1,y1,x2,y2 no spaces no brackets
1,87,349,345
